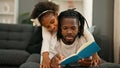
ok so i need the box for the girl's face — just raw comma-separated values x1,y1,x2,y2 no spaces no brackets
41,13,58,33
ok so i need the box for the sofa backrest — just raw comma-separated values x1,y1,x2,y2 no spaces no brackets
0,23,34,50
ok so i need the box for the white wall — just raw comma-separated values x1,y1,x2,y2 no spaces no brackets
51,0,83,13
83,0,93,27
51,0,93,27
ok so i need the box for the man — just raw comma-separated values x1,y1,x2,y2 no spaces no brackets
50,9,101,68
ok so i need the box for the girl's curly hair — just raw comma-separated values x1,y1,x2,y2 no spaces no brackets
31,1,59,19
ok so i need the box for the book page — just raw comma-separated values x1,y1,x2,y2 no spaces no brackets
76,41,93,54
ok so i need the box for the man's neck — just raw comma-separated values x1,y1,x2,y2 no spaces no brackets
61,39,74,45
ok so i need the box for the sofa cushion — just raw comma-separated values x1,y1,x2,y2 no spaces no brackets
26,26,42,54
0,24,34,50
0,49,30,65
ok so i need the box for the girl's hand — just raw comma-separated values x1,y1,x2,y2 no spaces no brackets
41,52,50,68
40,64,42,68
50,54,64,68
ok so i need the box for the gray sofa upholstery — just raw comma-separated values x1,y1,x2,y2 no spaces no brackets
0,23,119,68
0,23,40,68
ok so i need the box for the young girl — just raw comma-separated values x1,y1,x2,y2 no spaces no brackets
30,1,59,68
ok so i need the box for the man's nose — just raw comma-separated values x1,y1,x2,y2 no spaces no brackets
67,30,72,34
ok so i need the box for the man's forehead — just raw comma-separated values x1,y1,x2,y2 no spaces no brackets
61,19,78,26
62,17,77,22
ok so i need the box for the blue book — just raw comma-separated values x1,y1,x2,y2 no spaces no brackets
60,41,101,65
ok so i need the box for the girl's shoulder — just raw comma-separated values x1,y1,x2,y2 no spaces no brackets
42,26,52,39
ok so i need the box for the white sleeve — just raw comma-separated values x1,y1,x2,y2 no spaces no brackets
41,26,51,53
84,28,95,41
40,27,52,64
49,41,58,59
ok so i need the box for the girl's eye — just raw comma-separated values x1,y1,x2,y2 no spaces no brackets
50,20,55,24
47,26,50,29
62,27,67,30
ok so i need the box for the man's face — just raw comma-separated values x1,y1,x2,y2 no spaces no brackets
61,18,79,45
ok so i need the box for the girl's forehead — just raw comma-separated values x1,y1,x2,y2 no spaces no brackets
42,14,56,26
43,12,55,17
41,13,55,21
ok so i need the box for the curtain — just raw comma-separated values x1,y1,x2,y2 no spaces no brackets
114,0,120,64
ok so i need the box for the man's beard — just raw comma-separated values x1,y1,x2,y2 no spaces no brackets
62,35,77,45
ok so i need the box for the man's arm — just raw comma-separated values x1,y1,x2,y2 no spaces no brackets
78,53,101,67
78,58,93,67
92,53,101,66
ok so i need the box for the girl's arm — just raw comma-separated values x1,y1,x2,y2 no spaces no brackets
41,52,50,68
40,26,51,68
41,26,51,54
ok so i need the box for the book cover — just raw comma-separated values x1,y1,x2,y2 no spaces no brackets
60,41,101,65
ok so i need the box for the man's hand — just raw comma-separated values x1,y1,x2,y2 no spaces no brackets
78,53,101,67
50,54,64,68
91,53,101,66
78,58,92,67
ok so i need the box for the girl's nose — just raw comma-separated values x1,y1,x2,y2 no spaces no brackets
51,25,55,31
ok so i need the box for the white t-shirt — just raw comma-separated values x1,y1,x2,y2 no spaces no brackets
49,28,95,59
40,28,94,63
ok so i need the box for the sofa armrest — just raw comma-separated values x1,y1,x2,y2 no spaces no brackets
26,54,40,63
0,49,30,65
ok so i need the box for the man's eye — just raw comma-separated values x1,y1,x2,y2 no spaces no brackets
71,27,76,30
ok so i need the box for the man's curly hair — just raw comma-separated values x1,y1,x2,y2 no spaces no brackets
57,9,87,41
31,1,59,19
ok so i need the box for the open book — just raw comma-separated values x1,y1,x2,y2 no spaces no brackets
60,41,101,65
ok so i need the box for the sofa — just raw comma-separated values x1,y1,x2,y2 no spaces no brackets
0,23,41,68
0,23,120,68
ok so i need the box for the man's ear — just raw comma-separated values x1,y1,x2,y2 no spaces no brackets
78,26,80,32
